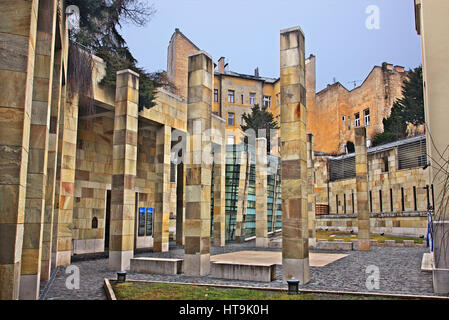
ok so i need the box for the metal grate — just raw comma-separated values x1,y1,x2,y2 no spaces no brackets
329,156,356,181
397,139,427,170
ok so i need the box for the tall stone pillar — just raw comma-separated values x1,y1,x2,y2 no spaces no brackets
184,51,213,276
108,69,139,270
53,90,78,267
176,162,185,246
20,0,58,300
280,26,310,284
41,49,63,281
235,151,248,243
0,0,39,300
355,127,370,251
256,138,268,248
307,133,316,248
154,125,171,252
213,118,226,247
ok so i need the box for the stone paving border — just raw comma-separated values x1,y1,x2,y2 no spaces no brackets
41,243,439,300
103,279,117,300
104,278,449,301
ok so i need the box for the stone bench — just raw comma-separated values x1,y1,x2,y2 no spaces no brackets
211,262,276,282
316,240,353,251
130,257,183,275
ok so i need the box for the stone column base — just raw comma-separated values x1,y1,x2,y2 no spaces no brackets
358,239,371,251
53,251,71,267
256,237,269,248
282,258,310,284
108,250,134,271
433,268,449,295
213,238,225,247
308,238,317,249
19,274,40,300
153,242,169,253
40,261,51,281
184,254,210,276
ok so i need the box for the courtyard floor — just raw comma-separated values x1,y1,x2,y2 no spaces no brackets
40,241,435,300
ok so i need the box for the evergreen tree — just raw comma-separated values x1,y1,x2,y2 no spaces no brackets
240,104,279,154
66,0,172,110
372,66,424,147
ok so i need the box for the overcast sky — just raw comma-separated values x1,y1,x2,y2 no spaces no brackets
121,0,422,92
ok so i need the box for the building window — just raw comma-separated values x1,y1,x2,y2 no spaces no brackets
348,116,351,130
214,89,218,102
227,112,235,126
364,108,370,125
342,116,346,129
366,139,372,148
170,162,176,183
354,112,360,127
227,135,235,145
263,96,271,108
91,217,98,229
382,157,389,172
276,93,280,106
228,90,235,103
249,93,256,105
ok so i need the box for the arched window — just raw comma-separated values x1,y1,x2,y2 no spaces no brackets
92,217,98,229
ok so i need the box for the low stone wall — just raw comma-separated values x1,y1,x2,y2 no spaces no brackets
316,211,427,237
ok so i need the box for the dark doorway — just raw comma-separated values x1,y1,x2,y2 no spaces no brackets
105,190,111,250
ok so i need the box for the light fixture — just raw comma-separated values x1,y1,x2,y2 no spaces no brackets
117,271,127,283
287,278,299,295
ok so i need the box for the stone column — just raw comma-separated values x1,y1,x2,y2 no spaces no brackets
184,51,213,276
41,49,63,281
108,69,139,270
307,133,316,248
235,151,248,243
280,26,310,284
256,138,269,248
20,0,58,299
355,127,370,251
53,90,79,267
154,125,171,252
176,162,185,246
0,0,39,300
213,120,226,247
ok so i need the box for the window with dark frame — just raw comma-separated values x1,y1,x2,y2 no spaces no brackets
390,188,393,212
413,186,417,211
228,90,235,103
228,112,235,126
250,93,256,105
401,187,405,212
355,112,360,127
379,190,383,213
214,89,218,102
364,108,370,125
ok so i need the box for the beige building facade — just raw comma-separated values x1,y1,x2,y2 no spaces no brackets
415,0,449,294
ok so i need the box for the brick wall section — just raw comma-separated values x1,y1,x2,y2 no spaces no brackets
73,115,114,254
167,29,200,99
311,65,408,154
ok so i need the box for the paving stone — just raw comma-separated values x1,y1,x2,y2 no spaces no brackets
40,243,435,300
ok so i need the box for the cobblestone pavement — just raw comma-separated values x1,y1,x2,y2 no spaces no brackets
41,242,435,300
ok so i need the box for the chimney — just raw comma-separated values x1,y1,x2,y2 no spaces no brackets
255,67,259,77
218,57,225,74
382,62,393,71
394,65,405,73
